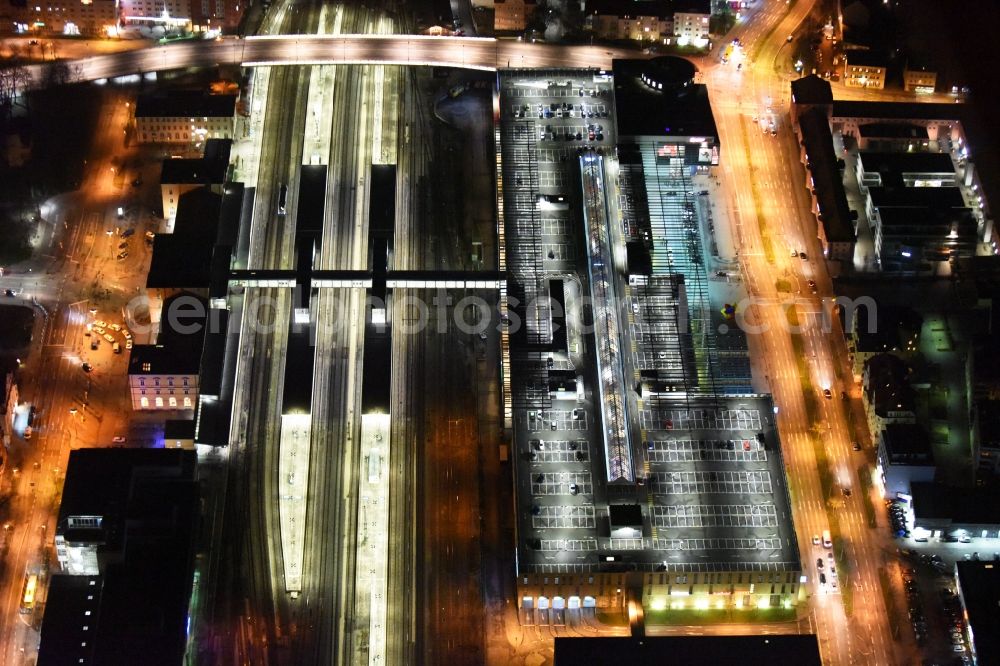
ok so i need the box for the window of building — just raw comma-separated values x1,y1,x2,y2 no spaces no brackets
140,396,149,407
155,396,164,407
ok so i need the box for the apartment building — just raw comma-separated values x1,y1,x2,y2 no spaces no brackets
118,0,190,23
494,0,537,32
1,370,17,450
844,50,887,89
903,63,937,93
876,423,935,498
587,0,672,42
672,0,710,44
862,353,917,442
134,91,237,145
9,0,118,36
190,0,243,31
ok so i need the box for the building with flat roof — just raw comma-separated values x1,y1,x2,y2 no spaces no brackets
134,91,237,145
857,151,957,188
876,422,935,498
160,138,231,222
862,353,916,443
793,107,855,263
554,635,822,666
612,57,719,166
972,397,1000,476
42,448,197,665
789,75,832,126
856,123,931,152
500,67,798,625
127,292,208,411
860,181,977,267
954,562,1000,666
911,482,1000,540
843,50,887,89
848,305,921,379
148,187,222,290
903,62,937,93
830,101,994,247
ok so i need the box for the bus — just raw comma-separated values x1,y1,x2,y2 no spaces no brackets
368,452,382,484
20,574,37,614
536,194,569,211
277,184,288,216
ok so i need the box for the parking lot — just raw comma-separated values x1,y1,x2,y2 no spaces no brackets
895,549,974,663
501,71,798,591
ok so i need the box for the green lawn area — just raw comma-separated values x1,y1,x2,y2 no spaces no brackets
740,117,775,265
857,465,877,528
834,536,853,617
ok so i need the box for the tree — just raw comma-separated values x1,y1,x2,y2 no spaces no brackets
41,61,79,89
0,57,31,122
710,5,737,37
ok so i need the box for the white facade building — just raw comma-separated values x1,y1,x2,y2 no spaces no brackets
672,0,710,45
134,92,237,145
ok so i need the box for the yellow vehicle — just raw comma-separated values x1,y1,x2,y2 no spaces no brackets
20,573,37,614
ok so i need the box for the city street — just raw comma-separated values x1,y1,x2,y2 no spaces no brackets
0,88,159,664
698,0,940,664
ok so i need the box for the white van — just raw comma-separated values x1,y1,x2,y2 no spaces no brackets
822,530,832,549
